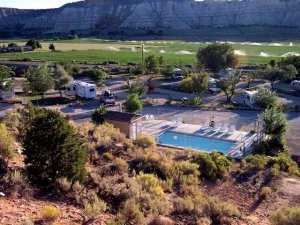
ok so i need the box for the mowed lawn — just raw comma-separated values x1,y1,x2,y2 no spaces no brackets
0,39,299,65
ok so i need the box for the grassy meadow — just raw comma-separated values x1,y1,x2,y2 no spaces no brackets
0,39,299,65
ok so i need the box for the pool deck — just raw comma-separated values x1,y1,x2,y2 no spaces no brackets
138,119,258,159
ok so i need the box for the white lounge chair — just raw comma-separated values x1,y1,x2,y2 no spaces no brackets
213,123,221,132
221,124,229,133
145,115,150,121
149,115,155,120
228,125,236,134
202,121,210,130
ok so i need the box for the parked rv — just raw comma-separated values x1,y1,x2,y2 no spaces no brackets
65,81,97,99
291,80,300,90
172,68,184,80
208,77,221,94
100,90,116,105
243,90,257,108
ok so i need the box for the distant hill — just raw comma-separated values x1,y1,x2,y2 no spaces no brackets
1,0,300,40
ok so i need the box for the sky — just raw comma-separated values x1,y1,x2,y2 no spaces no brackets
0,0,81,9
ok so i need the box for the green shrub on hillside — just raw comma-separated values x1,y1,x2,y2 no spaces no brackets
134,133,156,149
192,152,231,180
270,206,300,225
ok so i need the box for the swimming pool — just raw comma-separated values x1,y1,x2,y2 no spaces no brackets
157,131,235,154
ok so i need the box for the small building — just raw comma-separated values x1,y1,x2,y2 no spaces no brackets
104,111,144,139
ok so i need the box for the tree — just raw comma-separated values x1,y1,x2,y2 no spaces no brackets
244,71,262,88
22,108,87,187
81,69,106,86
123,94,143,113
0,123,14,162
253,87,279,109
26,66,54,99
129,80,148,96
196,43,238,72
217,72,242,102
279,55,300,72
263,65,297,89
0,65,14,92
145,55,159,74
8,43,17,47
49,43,56,52
91,106,107,124
53,64,73,99
161,64,174,79
261,104,288,144
180,72,209,95
26,39,42,50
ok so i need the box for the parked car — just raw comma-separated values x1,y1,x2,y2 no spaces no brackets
100,90,116,105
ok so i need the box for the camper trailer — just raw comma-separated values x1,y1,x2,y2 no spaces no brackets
65,81,97,99
208,77,221,94
0,80,15,100
291,80,300,90
243,90,257,108
172,68,184,80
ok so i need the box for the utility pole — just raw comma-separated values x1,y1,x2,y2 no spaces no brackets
141,43,144,66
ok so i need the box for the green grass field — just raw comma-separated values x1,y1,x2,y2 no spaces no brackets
0,39,299,65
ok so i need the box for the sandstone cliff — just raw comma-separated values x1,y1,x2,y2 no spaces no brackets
0,0,300,40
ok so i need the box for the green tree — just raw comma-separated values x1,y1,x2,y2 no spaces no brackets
253,87,279,109
161,65,174,79
196,43,238,72
49,43,56,52
217,72,242,102
123,94,143,113
129,80,148,96
0,123,14,162
244,71,262,88
180,72,209,96
81,69,106,86
53,64,73,99
91,106,107,124
22,108,87,188
261,104,288,145
263,65,297,89
279,55,300,72
26,39,42,50
0,65,14,92
145,55,159,74
26,66,54,99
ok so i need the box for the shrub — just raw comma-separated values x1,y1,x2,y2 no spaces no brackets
149,216,174,225
191,96,202,106
3,170,33,197
123,93,143,113
159,179,174,193
202,197,240,224
23,108,87,188
83,191,107,217
270,206,300,225
134,134,156,149
116,199,146,225
269,153,300,176
173,197,194,214
136,172,164,197
91,106,107,124
129,80,149,96
244,154,268,170
192,152,231,180
111,157,129,175
261,186,271,198
40,205,59,222
21,218,34,225
0,123,14,161
103,152,114,161
77,121,94,137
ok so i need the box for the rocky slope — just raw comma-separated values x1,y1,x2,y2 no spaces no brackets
1,0,300,40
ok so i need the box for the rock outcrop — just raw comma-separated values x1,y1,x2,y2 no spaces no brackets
1,0,300,40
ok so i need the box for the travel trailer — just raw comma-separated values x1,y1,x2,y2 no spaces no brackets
208,77,221,94
65,81,97,99
0,80,15,100
242,90,257,108
291,80,300,90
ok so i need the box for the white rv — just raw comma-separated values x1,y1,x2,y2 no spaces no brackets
243,90,257,108
291,80,300,90
0,80,15,100
208,77,221,93
65,81,97,99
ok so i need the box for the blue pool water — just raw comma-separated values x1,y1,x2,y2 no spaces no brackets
157,131,235,154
